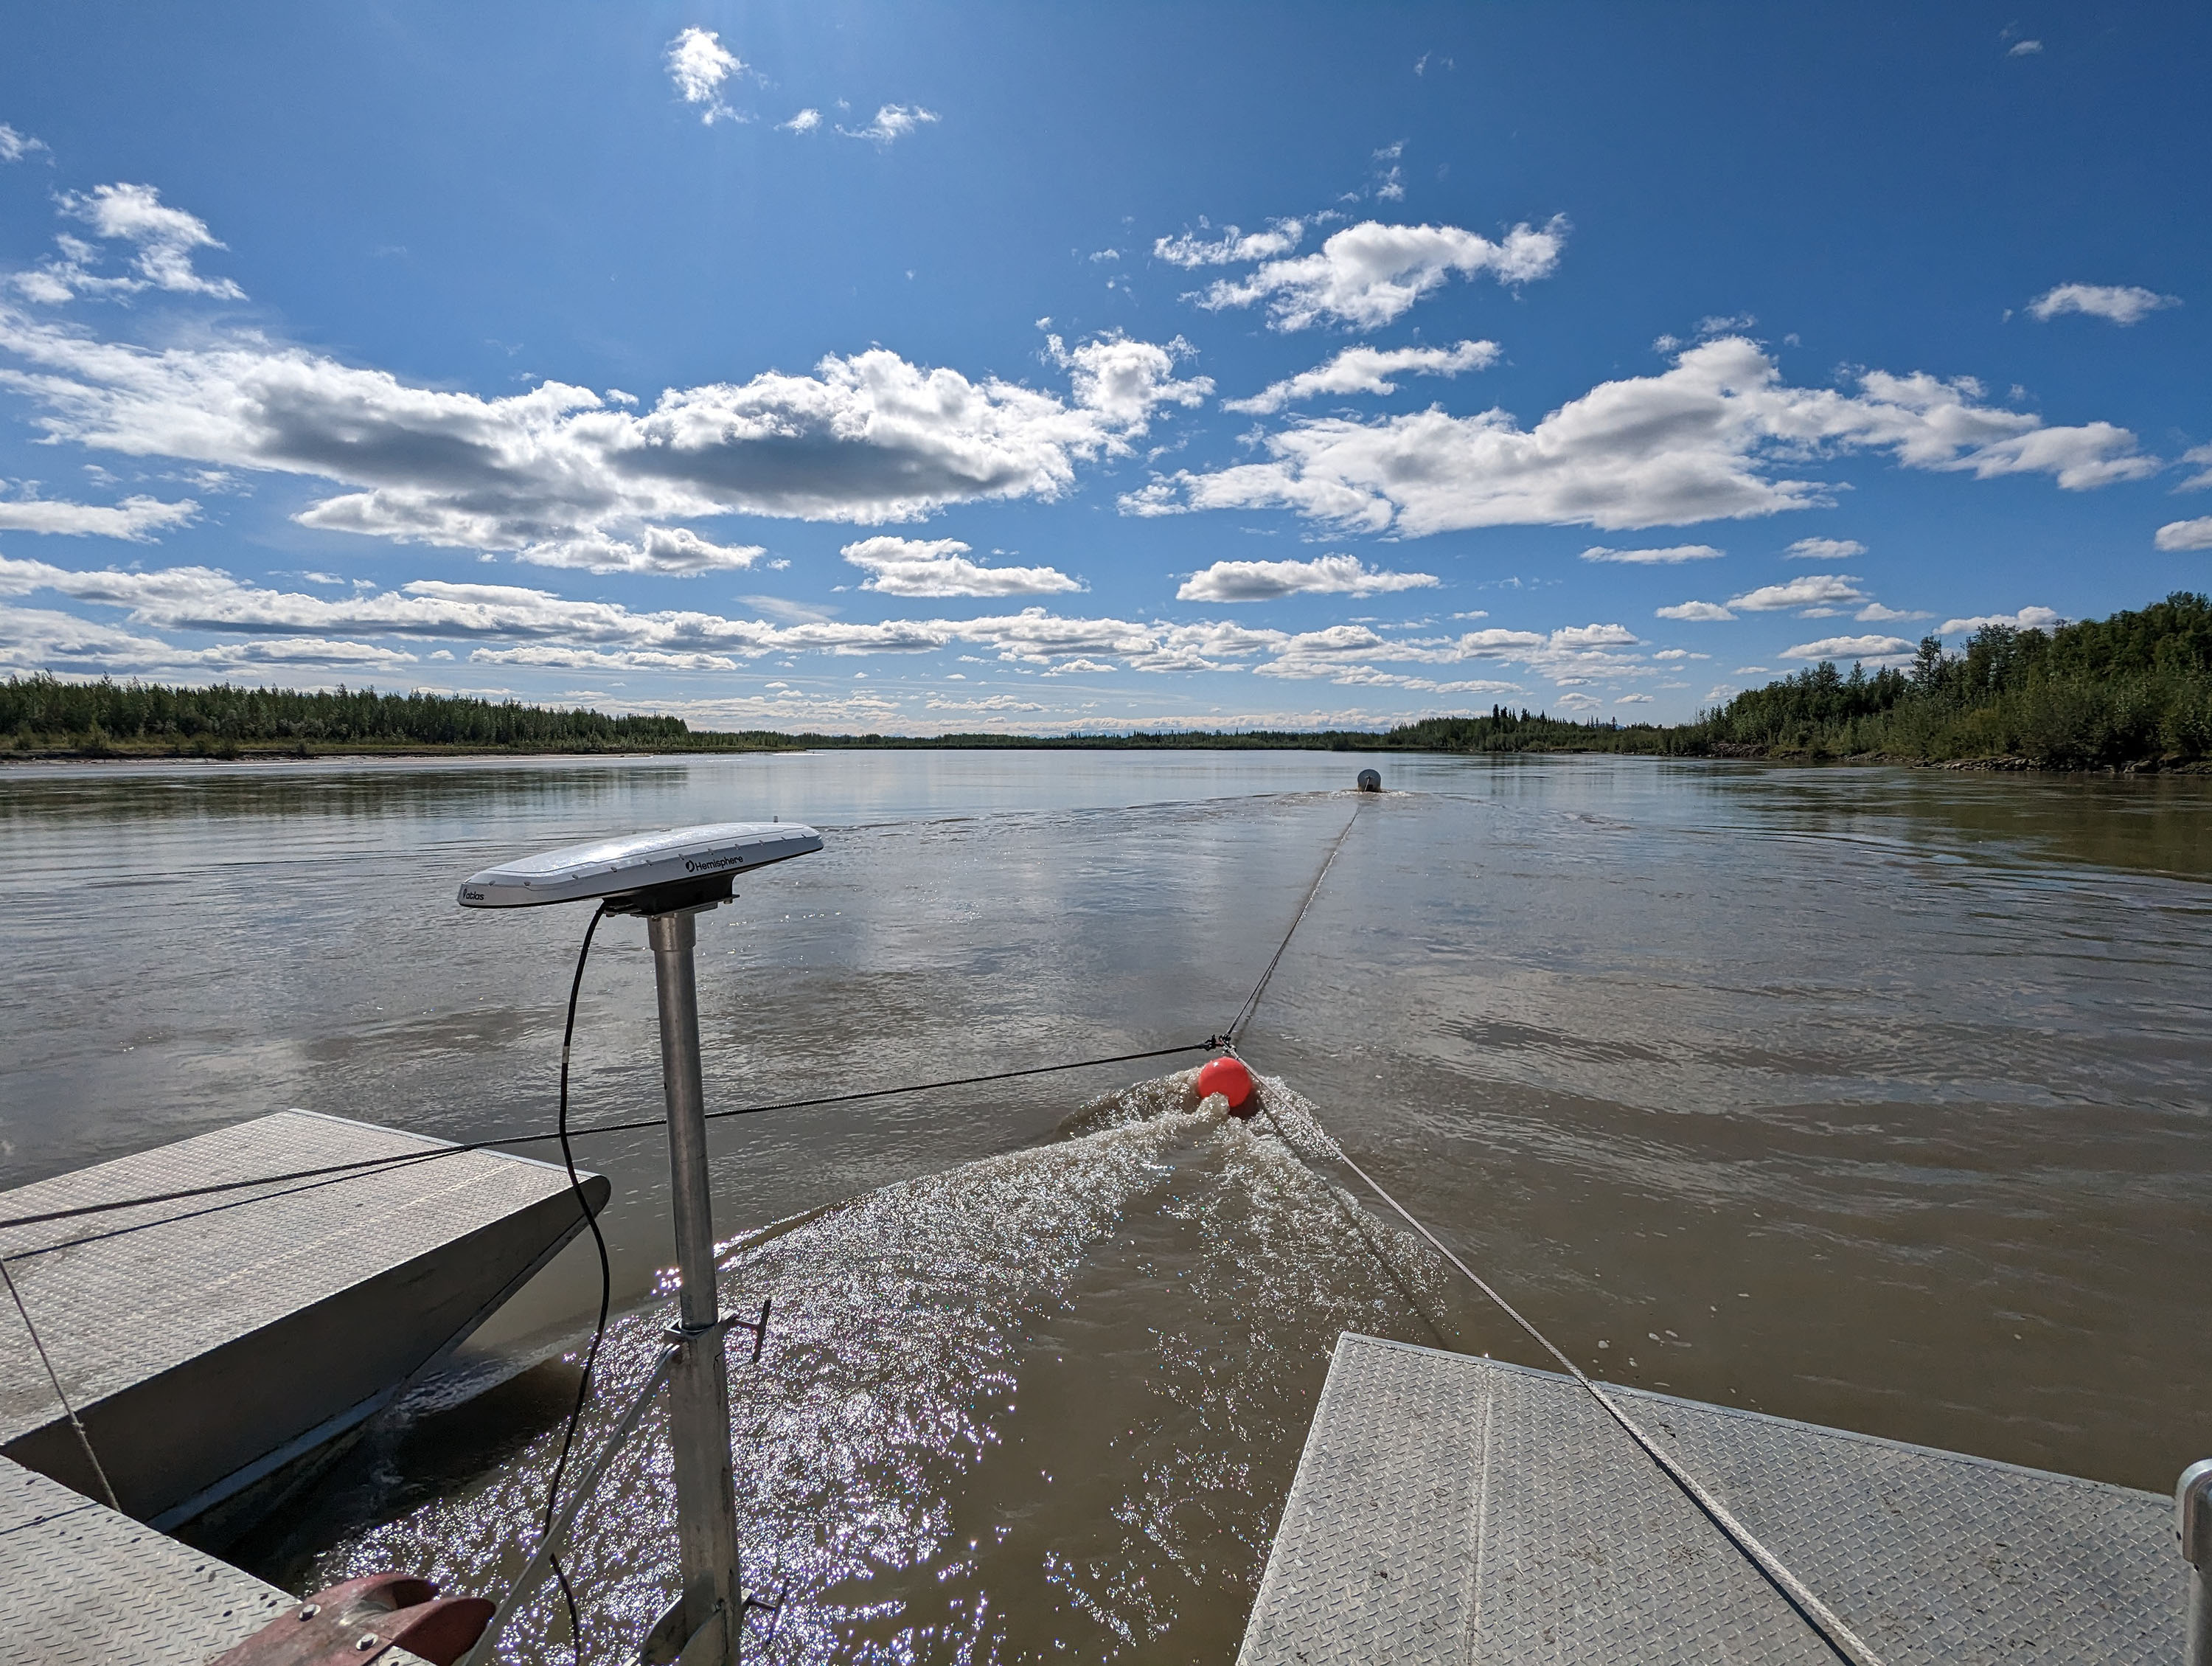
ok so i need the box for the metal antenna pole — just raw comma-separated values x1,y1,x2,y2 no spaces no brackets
647,905,742,1666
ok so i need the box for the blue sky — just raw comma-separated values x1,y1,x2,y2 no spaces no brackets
1,3,2207,732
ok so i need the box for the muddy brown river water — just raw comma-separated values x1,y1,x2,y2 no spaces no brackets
2,750,2208,1662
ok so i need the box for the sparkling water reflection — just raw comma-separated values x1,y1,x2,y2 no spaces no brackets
2,751,2208,1659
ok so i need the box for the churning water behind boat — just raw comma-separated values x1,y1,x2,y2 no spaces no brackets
290,1072,1470,1664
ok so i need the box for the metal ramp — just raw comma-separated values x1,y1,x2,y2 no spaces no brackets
1240,1333,2180,1665
0,1109,605,1538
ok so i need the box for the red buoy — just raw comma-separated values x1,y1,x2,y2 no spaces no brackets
1195,1055,1255,1116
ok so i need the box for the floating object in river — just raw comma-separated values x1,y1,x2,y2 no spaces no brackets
1196,1055,1254,1116
1356,768,1381,792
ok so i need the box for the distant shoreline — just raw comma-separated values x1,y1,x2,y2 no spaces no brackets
7,738,2208,775
8,593,2209,772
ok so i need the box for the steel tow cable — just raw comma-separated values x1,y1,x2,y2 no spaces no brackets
1225,795,1887,1666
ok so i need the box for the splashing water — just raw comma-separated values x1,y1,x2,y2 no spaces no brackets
296,1070,1465,1663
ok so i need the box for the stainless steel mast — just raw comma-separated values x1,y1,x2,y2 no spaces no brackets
647,903,742,1666
457,820,824,1666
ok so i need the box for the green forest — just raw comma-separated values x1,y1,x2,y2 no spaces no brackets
5,591,2208,771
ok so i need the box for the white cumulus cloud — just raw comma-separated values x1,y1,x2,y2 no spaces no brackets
1175,553,1439,602
1781,634,1916,662
1727,573,1867,613
0,308,1210,569
1123,339,2156,535
2155,516,2212,551
1044,330,1212,426
1655,600,1736,622
1939,606,2064,634
1193,217,1568,331
667,28,742,123
779,108,822,134
1222,340,1499,415
2028,283,2180,325
841,535,1083,597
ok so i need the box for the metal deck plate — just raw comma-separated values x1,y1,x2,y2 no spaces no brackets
0,1454,437,1666
1239,1333,2180,1665
0,1108,600,1521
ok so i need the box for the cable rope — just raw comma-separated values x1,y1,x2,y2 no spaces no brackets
1220,799,1888,1666
0,1259,119,1512
0,1041,1222,1243
1225,802,1363,1044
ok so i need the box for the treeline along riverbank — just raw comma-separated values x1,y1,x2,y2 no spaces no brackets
7,591,2208,771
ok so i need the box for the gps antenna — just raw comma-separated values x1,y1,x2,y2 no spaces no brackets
459,821,823,1666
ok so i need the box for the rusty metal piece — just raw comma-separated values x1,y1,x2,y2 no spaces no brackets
210,1571,493,1666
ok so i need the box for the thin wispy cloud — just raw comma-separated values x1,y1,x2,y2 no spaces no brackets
1579,544,1724,565
0,492,198,539
841,536,1084,597
0,124,49,164
12,184,243,302
0,552,1638,692
839,104,939,144
1223,340,1498,415
2027,283,2179,325
1152,221,1304,268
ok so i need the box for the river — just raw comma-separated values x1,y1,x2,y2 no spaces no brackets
2,750,2208,1662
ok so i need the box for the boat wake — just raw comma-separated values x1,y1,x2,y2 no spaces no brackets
296,1069,1463,1663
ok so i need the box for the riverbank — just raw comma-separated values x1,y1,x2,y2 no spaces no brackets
7,590,2208,771
10,736,2212,773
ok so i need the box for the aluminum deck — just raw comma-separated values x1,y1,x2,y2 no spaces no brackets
0,1108,605,1537
1241,1333,2180,1665
0,1452,437,1666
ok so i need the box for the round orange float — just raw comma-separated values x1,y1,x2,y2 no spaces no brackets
1195,1055,1255,1117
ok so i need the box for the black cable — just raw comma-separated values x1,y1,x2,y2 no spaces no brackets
0,1040,1220,1241
541,903,611,1665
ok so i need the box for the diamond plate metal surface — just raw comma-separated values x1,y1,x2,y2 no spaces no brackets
0,1108,579,1442
0,1451,291,1665
1241,1334,2181,1665
0,1454,443,1666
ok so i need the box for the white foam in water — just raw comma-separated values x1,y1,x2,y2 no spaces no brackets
304,1070,1455,1663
